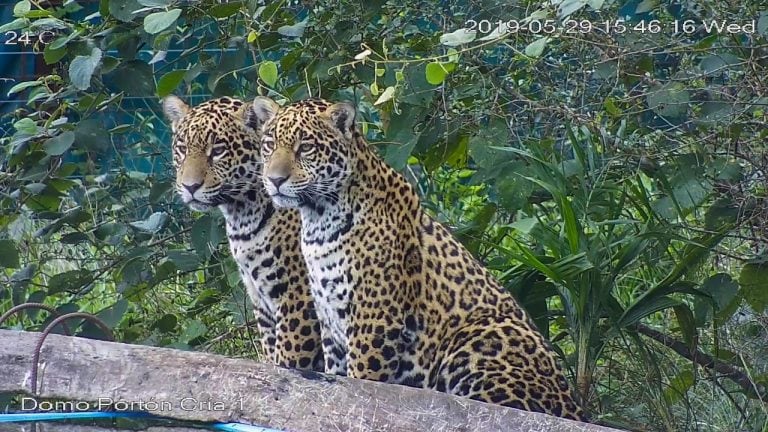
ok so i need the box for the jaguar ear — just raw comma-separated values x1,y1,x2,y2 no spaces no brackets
248,96,280,130
161,95,189,128
326,102,357,137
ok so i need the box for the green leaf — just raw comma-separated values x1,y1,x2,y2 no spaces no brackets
647,83,690,118
524,37,550,58
0,18,28,33
149,180,173,203
740,262,768,312
277,19,307,37
548,253,594,280
143,9,181,34
509,217,537,234
468,118,510,169
704,198,739,230
374,86,396,105
439,28,476,46
657,231,727,291
14,117,38,135
43,131,75,156
759,12,768,35
156,69,186,97
49,29,80,51
7,80,43,96
108,60,154,96
94,222,128,241
167,250,200,272
671,176,709,212
701,273,739,311
604,97,621,116
209,2,241,18
634,0,657,13
138,0,170,6
69,47,102,91
382,104,422,170
13,0,31,17
189,288,222,310
699,53,741,75
0,240,20,268
610,237,647,280
191,215,215,259
619,295,681,328
10,264,37,292
558,196,581,253
152,313,178,333
507,241,565,284
28,16,65,29
60,232,90,245
74,118,110,152
673,304,696,348
44,45,67,65
96,299,128,328
425,62,447,85
179,319,207,344
258,61,278,87
108,0,142,22
664,369,694,405
129,211,169,234
493,167,534,211
557,0,587,18
694,272,740,326
48,269,93,294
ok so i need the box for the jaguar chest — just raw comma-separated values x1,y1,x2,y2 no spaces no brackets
302,240,352,361
221,203,282,318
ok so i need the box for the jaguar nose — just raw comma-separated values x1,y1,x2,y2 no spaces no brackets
182,182,203,194
267,175,288,188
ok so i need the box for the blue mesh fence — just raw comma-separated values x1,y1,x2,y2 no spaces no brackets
0,1,259,175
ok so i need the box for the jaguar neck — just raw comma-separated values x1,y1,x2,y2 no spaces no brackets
218,190,276,240
298,133,416,242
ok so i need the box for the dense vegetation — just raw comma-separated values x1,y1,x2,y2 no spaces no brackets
1,0,767,430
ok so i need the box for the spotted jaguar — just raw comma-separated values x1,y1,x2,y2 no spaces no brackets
162,95,323,371
252,97,587,421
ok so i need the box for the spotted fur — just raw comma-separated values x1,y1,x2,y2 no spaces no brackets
162,96,323,371
255,98,587,421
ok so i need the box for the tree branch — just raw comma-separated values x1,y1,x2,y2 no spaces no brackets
634,323,766,400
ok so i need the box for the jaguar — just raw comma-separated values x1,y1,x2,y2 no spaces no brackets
252,97,587,421
162,95,323,371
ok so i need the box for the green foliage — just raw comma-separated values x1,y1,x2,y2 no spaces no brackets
1,0,768,429
258,61,279,88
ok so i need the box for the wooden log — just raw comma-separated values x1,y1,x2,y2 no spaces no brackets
0,330,621,432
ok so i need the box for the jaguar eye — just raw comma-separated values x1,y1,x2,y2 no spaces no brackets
211,146,226,157
176,145,188,155
262,137,275,154
298,143,313,154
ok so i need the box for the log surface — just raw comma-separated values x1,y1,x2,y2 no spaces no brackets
0,330,621,432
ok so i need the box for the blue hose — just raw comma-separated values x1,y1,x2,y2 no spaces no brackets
212,423,284,432
0,412,151,422
0,412,285,432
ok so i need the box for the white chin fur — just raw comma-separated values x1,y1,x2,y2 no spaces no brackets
187,201,214,211
270,194,301,208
